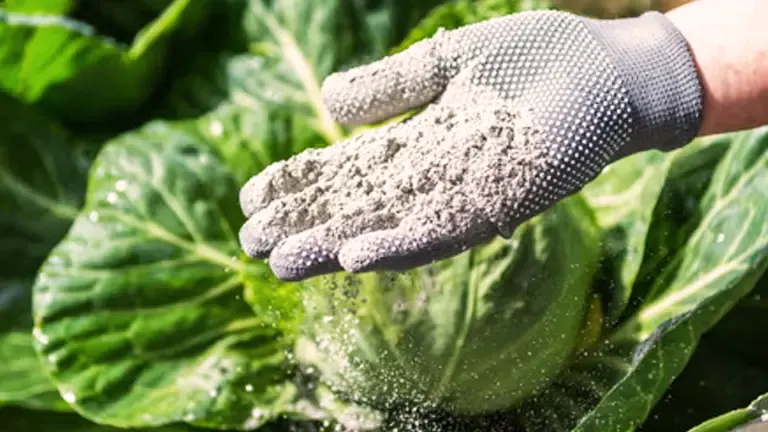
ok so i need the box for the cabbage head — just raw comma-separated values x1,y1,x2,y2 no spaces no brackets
297,196,601,415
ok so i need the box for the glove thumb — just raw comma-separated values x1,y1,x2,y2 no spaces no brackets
320,32,452,126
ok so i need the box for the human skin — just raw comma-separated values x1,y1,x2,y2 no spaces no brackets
666,0,768,136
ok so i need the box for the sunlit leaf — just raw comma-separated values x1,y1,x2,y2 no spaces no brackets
0,92,87,411
32,121,311,429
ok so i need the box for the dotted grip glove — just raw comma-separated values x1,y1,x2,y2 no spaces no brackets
238,10,703,282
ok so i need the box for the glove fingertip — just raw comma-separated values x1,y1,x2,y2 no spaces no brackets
338,226,444,274
337,229,400,274
238,216,283,259
268,228,341,282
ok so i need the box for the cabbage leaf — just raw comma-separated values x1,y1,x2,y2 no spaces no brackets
0,91,88,411
1,406,203,432
519,128,768,432
31,121,312,430
298,196,601,416
0,0,208,125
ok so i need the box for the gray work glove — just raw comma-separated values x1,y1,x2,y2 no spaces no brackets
239,10,703,282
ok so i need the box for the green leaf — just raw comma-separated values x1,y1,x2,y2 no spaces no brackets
155,0,383,181
159,52,331,185
393,0,552,53
6,0,212,47
522,264,768,432
0,91,85,277
3,0,71,15
0,91,88,411
240,0,388,143
0,280,70,412
74,1,178,45
630,129,768,334
31,121,316,430
581,151,671,324
0,406,207,432
640,272,768,431
162,0,426,137
640,337,768,432
628,137,732,315
689,395,768,432
156,0,450,185
299,196,601,416
0,0,209,126
518,128,768,431
378,0,463,49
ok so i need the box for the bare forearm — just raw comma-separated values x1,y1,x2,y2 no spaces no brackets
666,0,768,136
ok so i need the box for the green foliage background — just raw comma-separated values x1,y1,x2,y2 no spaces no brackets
0,0,766,431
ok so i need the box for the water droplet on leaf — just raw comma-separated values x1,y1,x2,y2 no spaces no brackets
47,353,60,364
209,120,224,137
115,179,129,192
33,327,49,345
62,390,77,403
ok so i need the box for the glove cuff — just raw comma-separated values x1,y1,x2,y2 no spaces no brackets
583,11,703,156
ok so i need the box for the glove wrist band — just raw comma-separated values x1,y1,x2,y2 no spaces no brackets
583,11,704,157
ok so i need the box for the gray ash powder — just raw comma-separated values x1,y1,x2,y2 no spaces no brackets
239,83,550,278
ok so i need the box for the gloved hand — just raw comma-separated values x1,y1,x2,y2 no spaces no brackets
239,10,703,282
